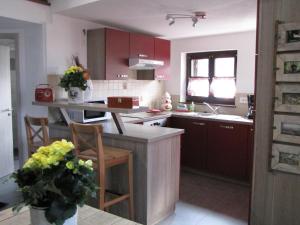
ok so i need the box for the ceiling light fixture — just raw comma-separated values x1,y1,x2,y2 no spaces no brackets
166,11,206,27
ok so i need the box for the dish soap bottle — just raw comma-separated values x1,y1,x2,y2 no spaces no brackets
189,101,195,112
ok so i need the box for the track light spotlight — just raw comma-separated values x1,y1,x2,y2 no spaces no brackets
169,18,175,26
165,11,206,27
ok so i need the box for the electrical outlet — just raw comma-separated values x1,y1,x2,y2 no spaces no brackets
239,96,248,104
122,81,127,90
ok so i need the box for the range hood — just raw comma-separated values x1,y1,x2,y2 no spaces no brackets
129,58,164,70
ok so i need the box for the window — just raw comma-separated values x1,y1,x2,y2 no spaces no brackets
186,50,237,105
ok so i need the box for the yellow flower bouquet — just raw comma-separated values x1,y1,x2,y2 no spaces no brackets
12,140,96,225
59,65,88,92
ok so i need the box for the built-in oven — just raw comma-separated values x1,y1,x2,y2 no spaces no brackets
67,99,111,123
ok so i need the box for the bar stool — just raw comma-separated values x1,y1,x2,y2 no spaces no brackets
70,123,134,220
24,115,57,157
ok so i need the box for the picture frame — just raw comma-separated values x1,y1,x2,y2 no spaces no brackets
276,53,300,82
274,84,300,113
271,143,300,174
278,22,300,52
273,114,300,145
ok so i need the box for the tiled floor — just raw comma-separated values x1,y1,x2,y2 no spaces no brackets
158,171,250,225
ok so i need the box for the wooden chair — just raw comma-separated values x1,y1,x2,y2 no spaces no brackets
24,115,54,156
70,123,134,220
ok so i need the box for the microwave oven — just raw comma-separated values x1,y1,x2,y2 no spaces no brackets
67,99,111,123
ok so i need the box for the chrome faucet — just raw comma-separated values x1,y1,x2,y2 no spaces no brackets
203,102,219,114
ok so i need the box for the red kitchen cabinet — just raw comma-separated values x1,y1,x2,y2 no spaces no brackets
87,28,129,80
130,33,154,59
169,116,252,181
207,121,249,180
105,28,130,80
170,117,208,171
154,38,170,80
246,126,254,182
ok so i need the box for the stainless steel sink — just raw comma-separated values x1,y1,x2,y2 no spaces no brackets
214,114,245,120
196,112,217,118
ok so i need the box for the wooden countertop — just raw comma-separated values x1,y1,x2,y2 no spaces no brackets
0,205,141,225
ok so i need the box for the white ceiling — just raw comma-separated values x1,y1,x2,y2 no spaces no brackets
58,0,257,39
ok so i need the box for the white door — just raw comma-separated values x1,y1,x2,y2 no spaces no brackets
0,45,14,177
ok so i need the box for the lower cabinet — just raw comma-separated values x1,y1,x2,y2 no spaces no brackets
170,117,208,171
169,117,253,182
207,121,249,180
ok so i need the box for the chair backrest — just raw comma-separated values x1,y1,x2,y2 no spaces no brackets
24,115,50,156
70,123,105,174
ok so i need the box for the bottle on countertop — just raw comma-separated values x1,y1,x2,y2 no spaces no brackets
188,101,195,112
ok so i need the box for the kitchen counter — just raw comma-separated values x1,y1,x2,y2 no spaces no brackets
35,101,182,225
48,121,182,225
171,112,253,125
50,120,183,143
121,111,253,125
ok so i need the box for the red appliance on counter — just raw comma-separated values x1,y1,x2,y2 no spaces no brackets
35,84,55,102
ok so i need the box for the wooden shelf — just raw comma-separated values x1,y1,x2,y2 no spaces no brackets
33,101,148,114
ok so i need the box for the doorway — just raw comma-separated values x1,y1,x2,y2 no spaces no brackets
0,34,21,172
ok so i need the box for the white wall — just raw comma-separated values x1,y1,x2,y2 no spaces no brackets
0,13,103,163
167,31,256,98
46,14,103,74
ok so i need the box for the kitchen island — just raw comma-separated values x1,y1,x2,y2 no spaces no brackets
34,101,184,225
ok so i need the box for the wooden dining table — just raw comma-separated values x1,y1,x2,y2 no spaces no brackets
0,205,142,225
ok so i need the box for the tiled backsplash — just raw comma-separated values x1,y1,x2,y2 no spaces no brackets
91,80,165,107
48,75,165,108
48,75,251,115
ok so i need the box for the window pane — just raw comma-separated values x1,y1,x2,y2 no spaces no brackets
211,78,236,99
191,59,209,77
187,78,209,97
215,57,235,77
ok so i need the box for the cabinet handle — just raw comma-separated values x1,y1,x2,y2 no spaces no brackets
220,125,234,130
193,122,206,126
116,74,128,78
138,54,148,58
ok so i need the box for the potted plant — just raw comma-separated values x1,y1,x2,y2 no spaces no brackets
12,140,96,225
59,65,89,104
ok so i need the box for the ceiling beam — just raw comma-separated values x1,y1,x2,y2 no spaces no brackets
49,0,102,13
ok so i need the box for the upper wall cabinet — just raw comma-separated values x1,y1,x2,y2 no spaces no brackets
87,28,130,80
154,38,171,80
87,28,171,80
130,33,155,59
106,28,130,80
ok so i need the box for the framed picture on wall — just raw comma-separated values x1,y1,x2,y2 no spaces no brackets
276,53,300,82
272,143,300,174
278,22,300,52
274,84,300,113
273,114,300,144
